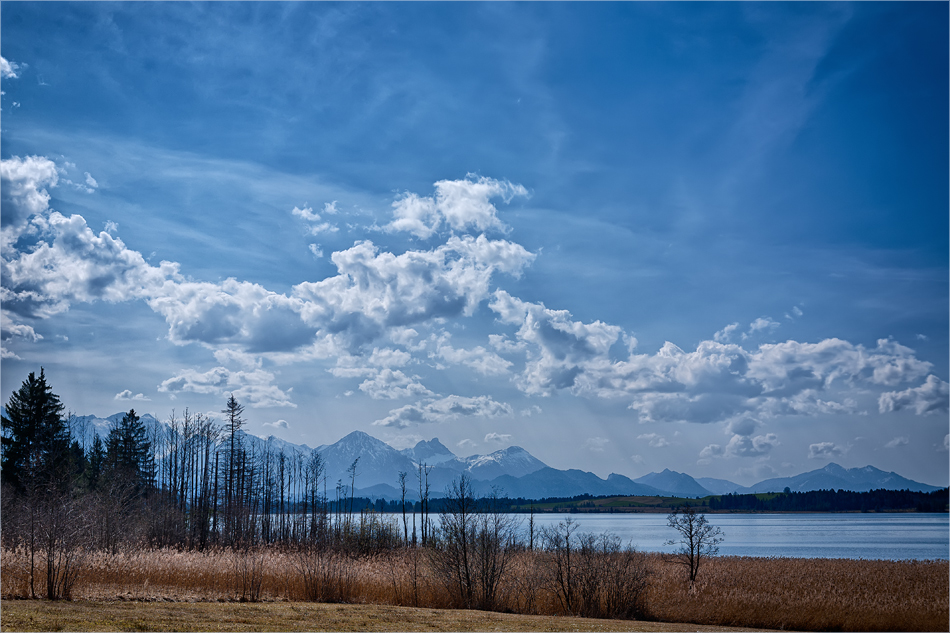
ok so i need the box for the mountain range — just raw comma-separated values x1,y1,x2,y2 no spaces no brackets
67,412,944,500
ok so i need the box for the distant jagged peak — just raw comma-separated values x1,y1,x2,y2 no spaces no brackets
329,430,394,453
461,444,548,480
413,437,455,456
415,437,451,451
406,437,458,465
340,429,376,442
821,462,848,474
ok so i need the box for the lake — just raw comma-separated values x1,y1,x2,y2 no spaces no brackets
518,512,949,560
394,511,950,561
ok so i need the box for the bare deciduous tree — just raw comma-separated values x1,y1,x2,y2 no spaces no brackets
541,518,580,614
37,491,91,600
665,503,723,583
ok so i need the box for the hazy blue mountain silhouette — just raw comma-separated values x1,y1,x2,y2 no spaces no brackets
67,413,944,499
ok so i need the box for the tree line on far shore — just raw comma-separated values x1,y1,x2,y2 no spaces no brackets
709,488,948,513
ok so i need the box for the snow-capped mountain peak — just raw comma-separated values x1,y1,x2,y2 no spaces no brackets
462,445,547,481
403,437,457,465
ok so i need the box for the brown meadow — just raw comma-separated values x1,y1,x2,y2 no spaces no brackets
2,547,946,631
0,601,762,633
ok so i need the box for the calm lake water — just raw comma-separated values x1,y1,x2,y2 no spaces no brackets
518,513,950,561
396,512,949,561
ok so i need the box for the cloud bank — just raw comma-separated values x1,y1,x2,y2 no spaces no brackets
2,159,942,441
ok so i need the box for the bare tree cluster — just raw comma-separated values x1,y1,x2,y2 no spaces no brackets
428,474,521,610
539,518,652,619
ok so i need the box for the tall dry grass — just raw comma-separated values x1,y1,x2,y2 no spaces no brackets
646,555,948,631
2,546,947,631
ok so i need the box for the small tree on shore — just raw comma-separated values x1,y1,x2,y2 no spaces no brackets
665,504,723,583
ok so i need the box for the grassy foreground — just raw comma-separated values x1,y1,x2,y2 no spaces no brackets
0,600,764,632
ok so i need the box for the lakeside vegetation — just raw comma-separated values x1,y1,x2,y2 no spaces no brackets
2,548,946,631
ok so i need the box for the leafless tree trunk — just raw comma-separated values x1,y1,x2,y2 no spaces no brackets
665,504,723,583
399,471,408,545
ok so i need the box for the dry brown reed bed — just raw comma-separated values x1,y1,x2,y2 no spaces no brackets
2,547,947,631
645,555,948,631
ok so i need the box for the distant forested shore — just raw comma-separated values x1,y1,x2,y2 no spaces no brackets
353,487,949,515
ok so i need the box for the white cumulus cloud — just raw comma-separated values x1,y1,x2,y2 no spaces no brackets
158,366,295,408
637,433,670,448
743,316,780,339
807,442,847,459
386,175,528,239
292,204,338,235
878,375,949,416
435,340,513,376
114,390,151,402
714,322,739,343
701,433,779,459
373,394,511,428
1,56,21,79
884,436,909,449
358,368,432,400
1,155,59,245
489,290,623,395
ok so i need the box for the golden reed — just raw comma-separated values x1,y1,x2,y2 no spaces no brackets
2,547,947,631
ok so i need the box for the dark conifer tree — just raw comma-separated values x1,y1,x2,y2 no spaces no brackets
105,409,155,495
221,394,245,542
1,368,71,494
85,434,106,491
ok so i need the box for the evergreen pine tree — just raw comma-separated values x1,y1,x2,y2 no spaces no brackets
69,439,86,488
222,394,245,537
85,434,106,491
1,368,71,494
105,409,154,495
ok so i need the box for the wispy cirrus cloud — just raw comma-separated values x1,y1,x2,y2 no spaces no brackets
292,204,339,235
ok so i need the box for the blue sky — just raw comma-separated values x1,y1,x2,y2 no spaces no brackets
2,2,947,486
